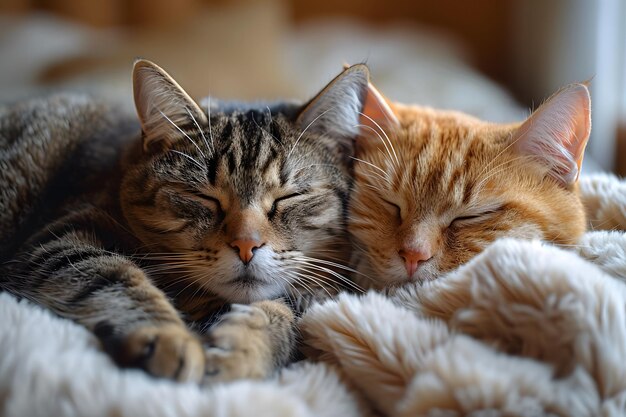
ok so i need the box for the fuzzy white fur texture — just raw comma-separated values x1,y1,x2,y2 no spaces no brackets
2,173,626,417
0,294,361,417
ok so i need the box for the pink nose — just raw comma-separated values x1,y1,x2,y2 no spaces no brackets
398,248,432,278
230,239,264,264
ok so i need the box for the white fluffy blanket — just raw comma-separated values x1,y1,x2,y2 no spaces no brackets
2,173,626,417
0,296,362,417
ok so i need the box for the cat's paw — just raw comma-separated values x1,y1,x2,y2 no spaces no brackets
203,304,273,383
119,324,205,382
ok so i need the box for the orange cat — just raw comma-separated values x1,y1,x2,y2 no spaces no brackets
350,82,591,288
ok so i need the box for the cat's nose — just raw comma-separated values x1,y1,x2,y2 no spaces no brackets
398,248,432,278
230,238,264,264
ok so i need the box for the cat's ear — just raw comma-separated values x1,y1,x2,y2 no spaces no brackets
359,82,400,137
133,59,207,152
296,64,370,146
513,83,591,186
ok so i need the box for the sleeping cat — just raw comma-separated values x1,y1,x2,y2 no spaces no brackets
0,60,370,382
349,81,591,288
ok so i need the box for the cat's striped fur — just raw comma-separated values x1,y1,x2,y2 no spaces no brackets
0,61,370,382
350,82,591,289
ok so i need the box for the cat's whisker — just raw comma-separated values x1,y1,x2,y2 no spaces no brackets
146,264,198,282
286,269,335,298
476,157,528,189
274,276,299,311
186,275,214,306
143,264,185,273
157,109,207,162
206,97,215,150
295,277,334,299
146,269,200,290
302,267,365,294
143,265,198,275
361,183,389,195
355,179,389,194
157,273,200,291
173,273,209,299
288,107,334,159
477,127,534,180
169,150,205,171
293,255,361,275
276,272,301,298
185,107,211,156
140,255,197,260
304,245,351,255
265,106,273,123
293,268,346,294
142,261,201,269
359,169,393,187
318,262,375,285
280,271,305,295
139,257,204,264
293,260,365,293
356,123,398,171
474,155,532,192
304,251,354,265
285,270,321,297
350,156,391,181
139,252,208,258
362,168,392,185
357,111,400,166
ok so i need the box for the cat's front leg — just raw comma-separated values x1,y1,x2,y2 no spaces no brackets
5,227,207,382
203,300,295,383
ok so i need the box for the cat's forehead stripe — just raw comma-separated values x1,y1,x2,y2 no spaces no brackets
212,113,295,204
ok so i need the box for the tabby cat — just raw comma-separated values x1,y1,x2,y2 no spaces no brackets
0,60,370,382
349,81,591,288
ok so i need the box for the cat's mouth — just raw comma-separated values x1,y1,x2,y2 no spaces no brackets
221,270,284,303
230,273,263,287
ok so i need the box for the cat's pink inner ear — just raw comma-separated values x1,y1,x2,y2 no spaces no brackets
359,83,399,137
514,83,591,185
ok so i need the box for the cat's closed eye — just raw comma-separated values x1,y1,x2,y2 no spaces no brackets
268,193,302,219
380,198,402,220
451,208,502,226
187,190,223,212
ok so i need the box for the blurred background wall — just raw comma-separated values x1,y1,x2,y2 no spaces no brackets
1,0,625,174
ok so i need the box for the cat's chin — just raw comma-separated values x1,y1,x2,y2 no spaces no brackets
217,281,285,304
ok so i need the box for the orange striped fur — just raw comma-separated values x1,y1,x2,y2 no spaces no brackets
350,84,590,288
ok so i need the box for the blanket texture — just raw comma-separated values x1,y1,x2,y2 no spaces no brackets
1,94,625,417
0,292,364,417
